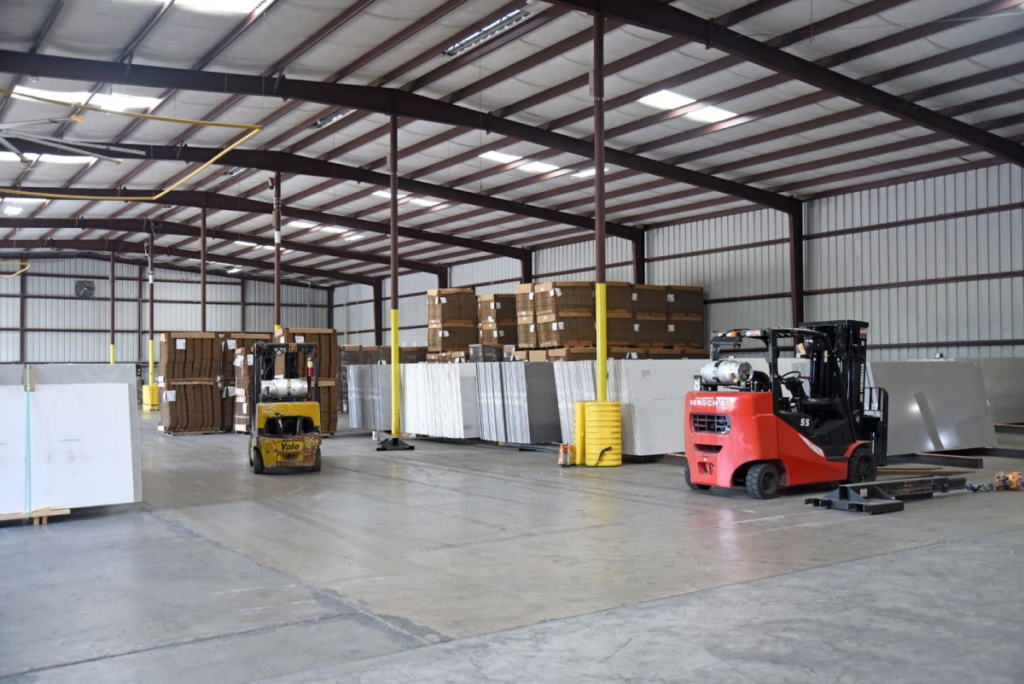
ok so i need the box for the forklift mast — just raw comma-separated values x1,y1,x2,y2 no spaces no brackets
799,320,869,417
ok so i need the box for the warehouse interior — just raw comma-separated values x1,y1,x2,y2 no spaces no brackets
1,0,1023,681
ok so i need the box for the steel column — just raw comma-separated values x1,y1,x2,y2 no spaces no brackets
521,251,533,284
18,264,26,363
789,208,805,326
632,236,646,285
239,277,247,332
109,250,115,364
200,207,207,332
148,234,155,385
389,114,401,435
593,13,608,403
327,287,334,331
272,170,282,330
372,279,384,346
437,266,449,289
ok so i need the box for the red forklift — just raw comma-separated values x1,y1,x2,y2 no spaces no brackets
684,320,889,499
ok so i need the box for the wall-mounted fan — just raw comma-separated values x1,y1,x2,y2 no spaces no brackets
74,280,96,298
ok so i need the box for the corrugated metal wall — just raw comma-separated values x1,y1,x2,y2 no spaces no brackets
0,259,332,364
806,163,1023,360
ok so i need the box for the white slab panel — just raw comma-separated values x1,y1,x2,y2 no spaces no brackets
29,383,135,510
0,386,28,516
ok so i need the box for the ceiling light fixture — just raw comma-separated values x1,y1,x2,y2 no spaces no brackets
319,226,347,234
344,233,363,241
227,267,242,274
410,198,442,207
235,241,258,247
520,161,558,174
637,89,696,110
13,85,163,112
443,9,530,57
2,205,24,216
224,166,244,177
571,166,609,179
312,108,354,129
288,220,317,228
372,190,408,200
0,151,94,164
479,150,522,164
159,0,268,13
685,105,736,123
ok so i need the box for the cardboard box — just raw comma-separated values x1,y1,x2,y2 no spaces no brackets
218,333,271,379
479,325,517,346
605,282,633,315
668,315,705,347
318,381,338,434
159,380,222,433
427,288,477,325
633,285,668,317
515,283,535,317
528,349,548,362
547,347,597,361
517,322,538,349
667,285,704,318
158,332,219,382
606,313,634,346
477,294,516,326
273,328,339,381
634,316,670,347
427,323,478,352
539,315,596,348
534,281,593,316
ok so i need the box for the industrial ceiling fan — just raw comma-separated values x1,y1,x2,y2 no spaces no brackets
0,117,145,165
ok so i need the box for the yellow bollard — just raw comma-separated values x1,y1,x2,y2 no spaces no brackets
583,401,622,467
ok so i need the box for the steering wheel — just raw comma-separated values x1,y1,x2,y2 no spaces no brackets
780,370,808,399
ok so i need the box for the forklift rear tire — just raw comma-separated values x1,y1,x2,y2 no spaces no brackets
253,449,265,475
310,448,322,472
845,447,877,484
684,465,711,491
746,462,781,499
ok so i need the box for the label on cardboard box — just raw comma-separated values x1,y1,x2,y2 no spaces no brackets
164,390,177,402
553,287,562,297
247,354,253,366
295,335,305,343
631,292,638,301
634,324,640,332
667,294,675,302
227,339,238,350
668,324,676,332
440,296,448,304
175,339,186,350
529,292,534,300
530,324,536,332
234,355,243,368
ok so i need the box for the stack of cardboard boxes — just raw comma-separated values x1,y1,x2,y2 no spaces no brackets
515,284,537,349
667,285,705,348
158,332,222,434
427,288,478,355
224,333,271,434
477,293,517,347
536,281,595,348
274,327,340,435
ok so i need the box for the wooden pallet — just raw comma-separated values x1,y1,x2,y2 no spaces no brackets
158,428,222,436
0,507,71,526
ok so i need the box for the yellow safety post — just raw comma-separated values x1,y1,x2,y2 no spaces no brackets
391,308,401,435
595,282,608,402
109,344,115,365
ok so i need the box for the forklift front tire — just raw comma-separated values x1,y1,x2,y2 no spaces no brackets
746,462,781,499
844,447,877,484
253,449,265,475
311,448,322,473
684,465,711,491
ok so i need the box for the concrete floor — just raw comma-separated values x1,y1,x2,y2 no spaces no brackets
2,414,1023,683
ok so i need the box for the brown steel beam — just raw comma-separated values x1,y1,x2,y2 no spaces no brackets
550,0,1024,167
0,239,351,284
789,210,804,326
632,237,646,285
0,50,794,211
372,278,383,346
0,195,520,265
109,250,115,362
272,171,282,328
200,207,207,331
10,141,639,241
0,217,401,283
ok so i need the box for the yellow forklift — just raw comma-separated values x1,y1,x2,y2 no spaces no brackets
248,341,323,474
